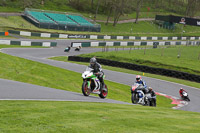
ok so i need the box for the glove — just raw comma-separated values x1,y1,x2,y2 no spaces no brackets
95,72,100,75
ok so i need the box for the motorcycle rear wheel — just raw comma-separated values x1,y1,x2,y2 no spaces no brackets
82,81,90,96
149,99,156,107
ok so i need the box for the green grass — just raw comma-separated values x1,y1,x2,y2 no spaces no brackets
0,101,200,133
78,45,200,75
0,45,172,107
82,11,180,21
2,16,200,36
0,35,16,39
0,16,39,31
0,45,47,49
99,21,200,36
49,51,200,89
0,6,22,12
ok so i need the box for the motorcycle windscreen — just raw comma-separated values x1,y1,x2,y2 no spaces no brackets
85,67,94,71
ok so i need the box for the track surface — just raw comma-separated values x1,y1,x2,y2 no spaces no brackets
0,39,200,113
0,78,130,105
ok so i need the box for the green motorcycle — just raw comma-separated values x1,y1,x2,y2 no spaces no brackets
82,67,108,98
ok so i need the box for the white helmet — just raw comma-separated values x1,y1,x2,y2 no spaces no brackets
136,75,142,81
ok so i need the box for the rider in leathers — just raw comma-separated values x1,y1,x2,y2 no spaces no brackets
134,75,147,104
89,57,105,88
179,88,186,97
135,75,147,94
148,87,156,106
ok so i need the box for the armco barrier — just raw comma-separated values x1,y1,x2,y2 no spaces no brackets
8,30,200,40
71,41,200,47
68,56,200,83
0,40,57,47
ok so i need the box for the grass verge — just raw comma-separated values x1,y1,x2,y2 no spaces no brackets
0,45,48,49
0,35,17,39
0,101,200,133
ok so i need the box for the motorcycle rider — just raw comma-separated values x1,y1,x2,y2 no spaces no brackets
148,87,156,106
179,88,190,101
64,46,71,52
179,88,186,97
89,57,105,89
135,75,147,94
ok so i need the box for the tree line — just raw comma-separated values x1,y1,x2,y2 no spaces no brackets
1,0,200,26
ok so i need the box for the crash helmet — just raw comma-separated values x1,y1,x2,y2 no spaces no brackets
148,87,153,91
180,88,183,91
90,57,97,66
136,75,142,82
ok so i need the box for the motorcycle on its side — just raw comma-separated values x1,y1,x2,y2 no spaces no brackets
81,67,108,98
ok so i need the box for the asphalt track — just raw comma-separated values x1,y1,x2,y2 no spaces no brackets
0,39,200,113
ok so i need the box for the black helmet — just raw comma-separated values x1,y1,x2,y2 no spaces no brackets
90,57,96,63
90,57,96,66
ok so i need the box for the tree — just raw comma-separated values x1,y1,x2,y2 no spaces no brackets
91,0,94,10
105,2,113,25
113,0,123,26
185,0,200,17
22,0,33,8
94,0,101,22
135,0,143,23
103,0,114,25
41,0,45,5
113,0,131,26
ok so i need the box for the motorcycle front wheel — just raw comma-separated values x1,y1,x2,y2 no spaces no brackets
131,93,139,104
186,97,190,101
82,81,90,96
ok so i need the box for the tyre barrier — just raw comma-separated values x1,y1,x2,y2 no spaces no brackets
8,30,200,40
71,41,200,47
68,56,200,83
0,40,57,47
